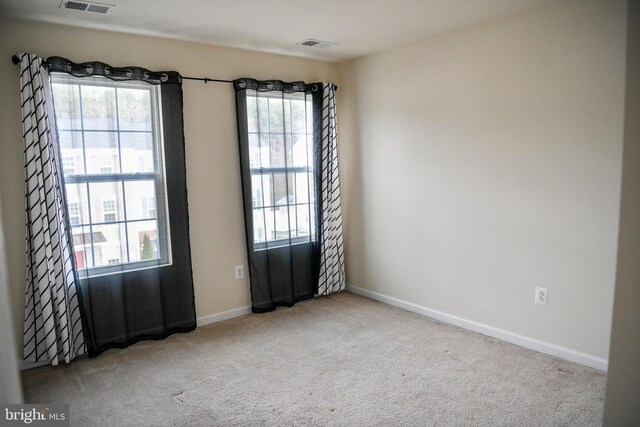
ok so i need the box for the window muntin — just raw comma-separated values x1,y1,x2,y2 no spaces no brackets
245,91,315,249
51,74,171,276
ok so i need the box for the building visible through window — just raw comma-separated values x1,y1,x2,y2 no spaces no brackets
61,156,75,176
68,202,80,226
103,200,116,222
51,74,170,275
142,197,156,219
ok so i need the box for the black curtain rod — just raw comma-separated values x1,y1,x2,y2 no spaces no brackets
181,76,233,84
11,55,335,89
12,55,231,83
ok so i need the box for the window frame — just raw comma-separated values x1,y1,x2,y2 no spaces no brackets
51,73,172,277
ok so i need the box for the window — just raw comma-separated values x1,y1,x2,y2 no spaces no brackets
245,91,315,249
51,74,170,275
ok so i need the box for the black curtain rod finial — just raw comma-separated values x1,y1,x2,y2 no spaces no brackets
12,54,20,65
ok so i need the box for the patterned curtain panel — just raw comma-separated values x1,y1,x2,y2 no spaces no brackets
19,53,86,365
315,84,346,295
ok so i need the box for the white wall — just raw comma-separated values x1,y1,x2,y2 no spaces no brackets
604,1,640,423
339,0,626,360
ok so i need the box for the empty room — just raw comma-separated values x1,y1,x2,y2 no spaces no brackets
0,0,638,425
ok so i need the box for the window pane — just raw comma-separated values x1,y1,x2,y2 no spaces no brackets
265,208,277,242
290,134,305,169
262,174,273,207
256,96,269,133
273,173,289,206
65,183,90,225
285,134,294,167
52,83,81,129
248,133,262,169
295,172,310,204
258,134,270,168
308,172,316,203
290,99,307,134
296,204,311,238
58,131,85,176
117,87,151,131
283,99,292,134
89,182,124,223
71,226,94,269
253,209,266,244
246,95,258,133
268,97,284,133
128,220,159,262
274,205,290,241
124,180,157,220
58,130,83,150
92,223,128,267
251,174,264,208
84,132,119,174
288,206,298,238
269,134,286,168
120,132,154,173
307,134,314,167
81,85,117,130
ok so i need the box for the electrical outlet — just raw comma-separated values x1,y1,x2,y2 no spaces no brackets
234,265,244,280
535,287,547,305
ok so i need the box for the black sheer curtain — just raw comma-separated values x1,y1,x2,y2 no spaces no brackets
234,78,329,312
47,57,196,357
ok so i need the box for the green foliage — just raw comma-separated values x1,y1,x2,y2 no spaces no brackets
51,82,151,123
140,233,154,260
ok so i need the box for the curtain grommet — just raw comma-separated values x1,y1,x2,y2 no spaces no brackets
239,80,246,89
312,84,318,92
104,67,111,76
143,72,150,80
85,65,93,75
66,63,72,72
267,82,274,90
125,70,133,78
161,73,169,83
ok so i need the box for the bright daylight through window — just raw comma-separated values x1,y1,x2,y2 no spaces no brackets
246,91,316,249
51,74,170,275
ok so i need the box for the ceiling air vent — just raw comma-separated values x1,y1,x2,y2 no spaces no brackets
297,39,336,48
60,1,114,14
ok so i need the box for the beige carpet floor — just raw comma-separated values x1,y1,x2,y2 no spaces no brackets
22,292,606,426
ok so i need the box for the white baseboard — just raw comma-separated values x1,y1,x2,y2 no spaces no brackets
197,305,252,327
346,285,608,372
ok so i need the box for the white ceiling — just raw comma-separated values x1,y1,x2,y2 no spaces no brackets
0,0,552,62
